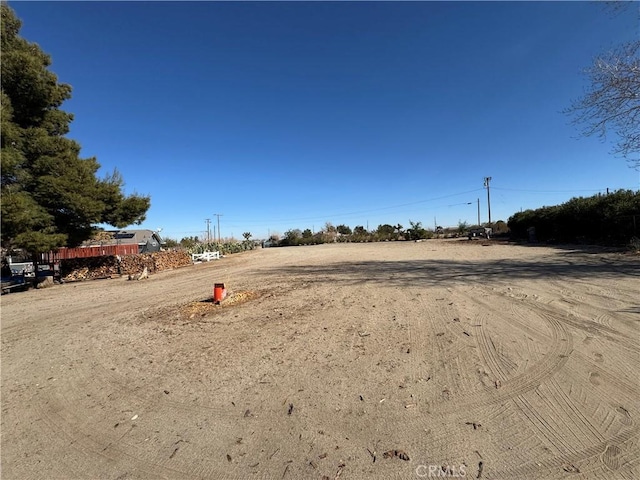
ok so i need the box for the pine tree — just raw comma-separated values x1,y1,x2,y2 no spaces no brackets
1,4,150,255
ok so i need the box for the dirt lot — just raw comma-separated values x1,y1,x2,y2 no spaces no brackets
1,240,639,479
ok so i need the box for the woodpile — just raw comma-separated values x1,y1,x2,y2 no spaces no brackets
60,256,119,281
145,251,193,272
61,251,192,282
119,255,155,276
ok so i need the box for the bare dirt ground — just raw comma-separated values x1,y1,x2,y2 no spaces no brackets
2,240,639,480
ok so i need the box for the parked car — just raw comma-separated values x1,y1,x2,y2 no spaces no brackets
1,261,34,293
468,227,492,240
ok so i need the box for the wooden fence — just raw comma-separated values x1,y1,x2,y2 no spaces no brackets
42,244,139,262
191,251,221,262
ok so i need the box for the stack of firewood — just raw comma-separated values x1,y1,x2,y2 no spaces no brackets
119,255,155,275
61,251,192,282
61,267,93,282
60,257,119,281
148,251,192,271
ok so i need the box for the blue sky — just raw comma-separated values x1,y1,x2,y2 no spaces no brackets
11,1,639,240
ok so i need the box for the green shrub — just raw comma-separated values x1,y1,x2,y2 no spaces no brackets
508,190,639,245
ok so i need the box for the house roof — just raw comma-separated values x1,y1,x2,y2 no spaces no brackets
85,230,164,247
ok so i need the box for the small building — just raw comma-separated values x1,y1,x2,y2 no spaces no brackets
97,230,165,253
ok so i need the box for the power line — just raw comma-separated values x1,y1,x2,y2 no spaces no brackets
225,188,485,225
204,193,492,231
491,186,606,194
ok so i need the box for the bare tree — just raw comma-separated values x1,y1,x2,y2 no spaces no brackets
602,1,633,17
566,40,640,169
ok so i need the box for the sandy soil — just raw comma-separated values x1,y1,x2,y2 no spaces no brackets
1,240,639,479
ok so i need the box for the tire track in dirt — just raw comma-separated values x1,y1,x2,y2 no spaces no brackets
418,292,476,407
457,281,639,477
472,283,639,399
508,272,637,315
472,325,633,472
549,305,640,356
570,277,630,307
495,425,639,479
33,388,198,480
516,277,640,355
545,378,606,444
435,297,468,363
474,310,510,381
468,300,583,456
451,287,611,465
544,278,586,301
514,394,581,456
436,293,572,414
399,287,429,385
480,292,636,464
524,384,599,455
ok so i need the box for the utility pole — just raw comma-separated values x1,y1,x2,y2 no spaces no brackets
483,177,492,225
477,198,481,227
205,219,211,242
213,213,223,243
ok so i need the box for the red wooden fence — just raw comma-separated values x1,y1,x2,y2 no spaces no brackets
43,244,139,262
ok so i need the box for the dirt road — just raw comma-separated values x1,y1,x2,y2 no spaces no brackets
2,240,639,479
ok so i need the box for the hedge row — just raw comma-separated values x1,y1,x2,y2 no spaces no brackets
507,190,639,245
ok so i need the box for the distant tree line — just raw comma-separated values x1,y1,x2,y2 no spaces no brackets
268,220,507,247
274,221,432,246
508,190,640,245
